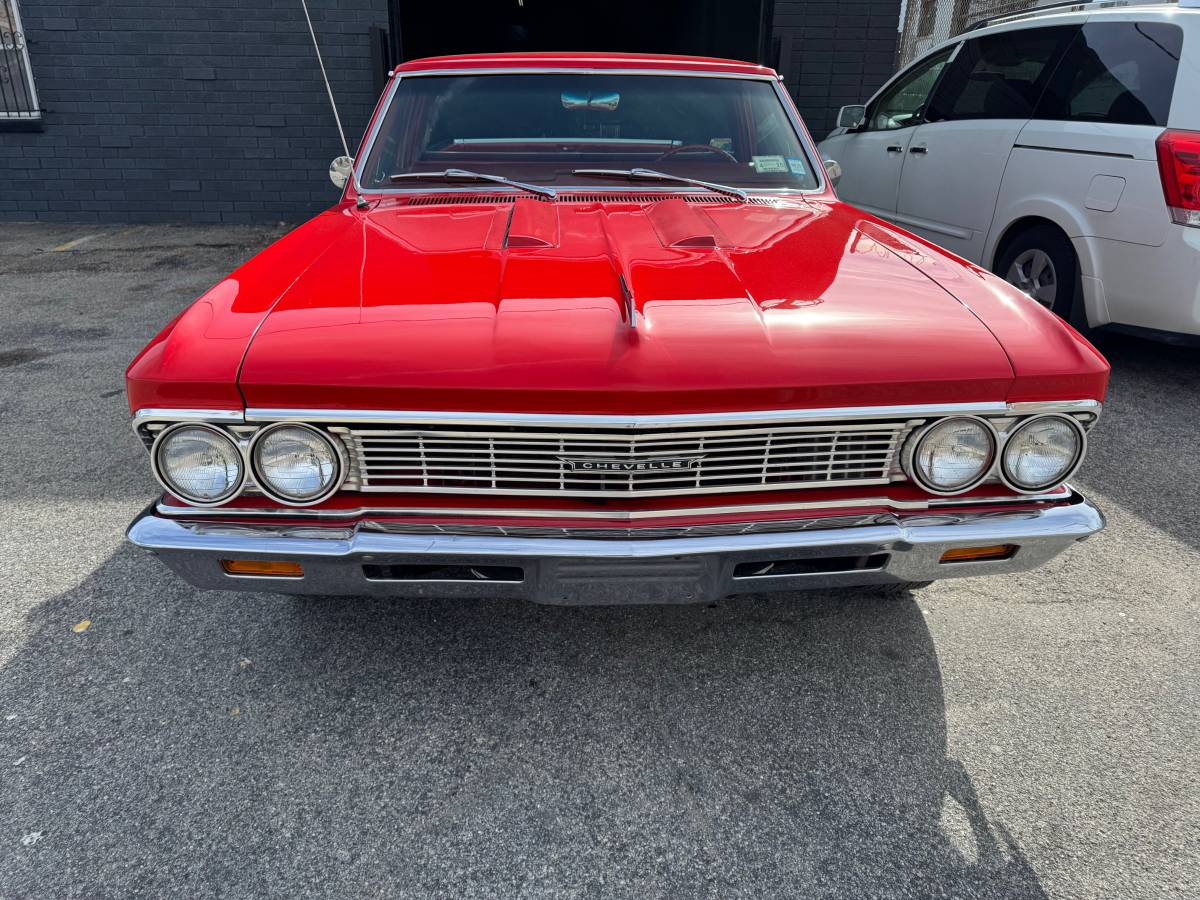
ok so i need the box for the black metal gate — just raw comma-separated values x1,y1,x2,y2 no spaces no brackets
0,0,40,127
384,0,774,69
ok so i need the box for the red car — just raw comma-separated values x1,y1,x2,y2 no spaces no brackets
125,52,1108,605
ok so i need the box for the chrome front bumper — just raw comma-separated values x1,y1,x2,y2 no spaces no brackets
126,491,1104,605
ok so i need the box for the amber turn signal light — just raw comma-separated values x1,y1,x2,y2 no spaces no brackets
939,544,1016,564
220,559,304,578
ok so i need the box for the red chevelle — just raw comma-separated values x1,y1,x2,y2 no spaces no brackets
126,52,1108,604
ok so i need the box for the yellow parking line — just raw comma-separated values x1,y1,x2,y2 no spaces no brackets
50,226,137,252
50,233,101,252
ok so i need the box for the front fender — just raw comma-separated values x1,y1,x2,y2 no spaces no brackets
984,197,1106,327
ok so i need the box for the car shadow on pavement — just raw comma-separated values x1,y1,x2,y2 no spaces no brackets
1,546,1049,899
1085,333,1200,551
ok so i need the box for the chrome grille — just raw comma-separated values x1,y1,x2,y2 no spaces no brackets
337,420,912,498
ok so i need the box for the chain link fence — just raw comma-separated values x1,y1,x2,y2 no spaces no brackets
897,0,1047,66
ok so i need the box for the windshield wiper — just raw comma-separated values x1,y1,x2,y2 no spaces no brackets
388,168,556,199
571,168,748,201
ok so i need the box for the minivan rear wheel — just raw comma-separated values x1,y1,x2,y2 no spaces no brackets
994,225,1084,328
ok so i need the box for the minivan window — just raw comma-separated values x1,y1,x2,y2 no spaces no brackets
1035,22,1183,127
865,47,954,131
926,27,1075,121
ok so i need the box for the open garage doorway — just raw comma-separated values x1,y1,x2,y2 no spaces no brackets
389,0,775,66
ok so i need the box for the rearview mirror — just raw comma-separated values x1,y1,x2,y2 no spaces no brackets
561,91,620,111
329,155,354,190
837,104,867,130
823,158,843,188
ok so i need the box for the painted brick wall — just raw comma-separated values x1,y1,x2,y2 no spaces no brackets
0,0,386,223
773,0,901,140
0,1,901,224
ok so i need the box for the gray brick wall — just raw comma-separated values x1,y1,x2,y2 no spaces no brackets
0,0,386,223
773,0,901,139
0,1,900,224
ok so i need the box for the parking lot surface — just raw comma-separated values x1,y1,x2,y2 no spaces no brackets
1,224,1197,899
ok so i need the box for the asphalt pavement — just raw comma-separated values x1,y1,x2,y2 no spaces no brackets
0,224,1197,899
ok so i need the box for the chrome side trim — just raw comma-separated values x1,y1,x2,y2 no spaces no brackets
1006,399,1102,416
135,400,1101,431
132,408,244,435
241,400,1101,428
134,400,1101,433
153,488,1072,521
243,402,1009,428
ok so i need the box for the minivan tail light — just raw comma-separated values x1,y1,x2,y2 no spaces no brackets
1156,129,1200,228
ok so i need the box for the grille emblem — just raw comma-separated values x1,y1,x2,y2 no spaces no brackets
560,456,705,472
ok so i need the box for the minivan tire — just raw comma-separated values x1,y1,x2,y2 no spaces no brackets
994,225,1091,334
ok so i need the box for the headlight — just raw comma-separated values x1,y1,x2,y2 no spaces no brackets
1002,415,1084,491
909,416,996,494
251,424,342,504
153,424,245,505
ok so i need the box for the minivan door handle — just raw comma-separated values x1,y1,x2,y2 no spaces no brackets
909,145,929,154
886,145,903,153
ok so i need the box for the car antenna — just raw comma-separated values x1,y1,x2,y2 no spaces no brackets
299,0,351,159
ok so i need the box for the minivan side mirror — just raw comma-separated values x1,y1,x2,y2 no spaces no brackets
329,155,354,190
837,104,867,130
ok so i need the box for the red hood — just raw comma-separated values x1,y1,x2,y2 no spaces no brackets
128,198,1108,415
236,198,1027,414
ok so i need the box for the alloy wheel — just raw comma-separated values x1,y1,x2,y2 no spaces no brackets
1006,248,1058,310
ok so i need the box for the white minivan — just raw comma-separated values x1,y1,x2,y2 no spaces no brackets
819,1,1200,343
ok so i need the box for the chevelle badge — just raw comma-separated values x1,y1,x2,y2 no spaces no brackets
560,457,705,472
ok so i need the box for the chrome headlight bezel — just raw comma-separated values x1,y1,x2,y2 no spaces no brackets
248,422,346,506
999,414,1087,493
903,415,999,496
150,422,246,507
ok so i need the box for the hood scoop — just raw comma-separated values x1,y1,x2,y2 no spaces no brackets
645,198,727,249
504,198,559,249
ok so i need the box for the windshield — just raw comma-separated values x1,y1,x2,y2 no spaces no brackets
359,73,820,192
